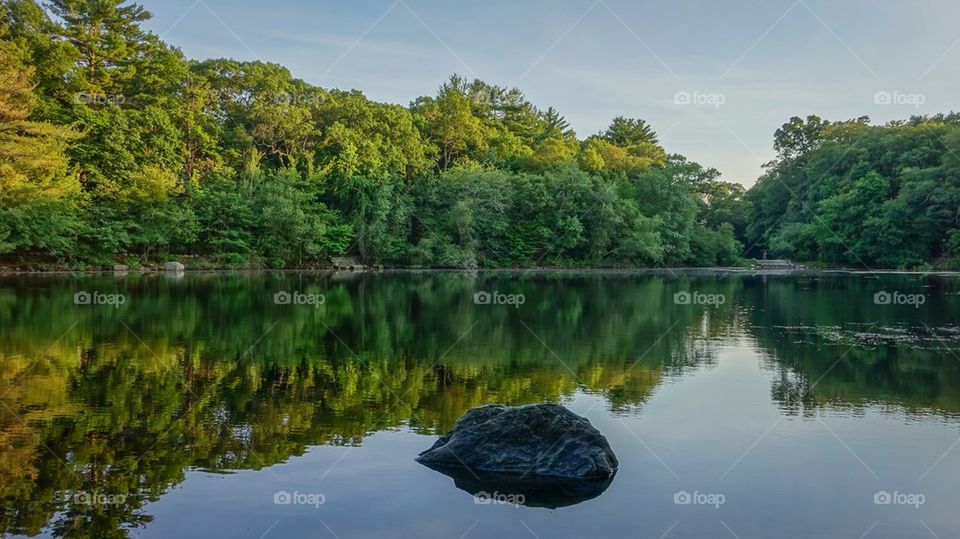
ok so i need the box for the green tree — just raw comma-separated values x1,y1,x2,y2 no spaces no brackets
603,116,659,146
0,37,81,256
411,86,493,170
45,0,151,93
747,114,960,267
773,115,828,160
315,91,432,179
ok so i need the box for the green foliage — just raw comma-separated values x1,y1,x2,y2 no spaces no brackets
746,115,960,268
579,137,666,175
327,175,414,263
411,85,493,170
316,91,433,179
7,0,960,270
0,33,81,257
251,173,353,266
773,115,828,160
2,1,749,269
630,156,744,266
603,116,659,146
45,0,152,93
192,172,353,267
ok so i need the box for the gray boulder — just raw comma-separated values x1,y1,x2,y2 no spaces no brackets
163,261,185,272
416,403,618,479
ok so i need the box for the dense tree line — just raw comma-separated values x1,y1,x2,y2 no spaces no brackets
0,0,744,269
4,1,959,269
745,114,960,268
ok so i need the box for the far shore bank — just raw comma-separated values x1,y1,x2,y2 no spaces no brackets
3,265,960,277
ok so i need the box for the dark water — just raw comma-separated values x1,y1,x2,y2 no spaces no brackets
1,270,959,538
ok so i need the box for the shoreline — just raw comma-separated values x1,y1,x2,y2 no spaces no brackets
3,266,960,277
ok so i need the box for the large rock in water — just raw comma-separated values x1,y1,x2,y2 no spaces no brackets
416,403,618,479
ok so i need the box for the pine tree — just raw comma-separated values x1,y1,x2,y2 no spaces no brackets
45,0,151,92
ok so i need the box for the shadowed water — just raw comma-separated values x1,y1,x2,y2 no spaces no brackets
0,270,959,538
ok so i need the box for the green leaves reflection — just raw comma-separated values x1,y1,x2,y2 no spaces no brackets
0,271,958,536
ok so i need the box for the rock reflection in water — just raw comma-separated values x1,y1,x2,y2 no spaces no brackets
419,463,616,509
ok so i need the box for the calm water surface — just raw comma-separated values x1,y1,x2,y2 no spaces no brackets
1,271,959,538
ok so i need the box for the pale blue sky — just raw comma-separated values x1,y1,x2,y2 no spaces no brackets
143,0,960,185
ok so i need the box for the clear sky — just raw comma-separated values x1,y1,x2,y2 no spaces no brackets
142,0,960,186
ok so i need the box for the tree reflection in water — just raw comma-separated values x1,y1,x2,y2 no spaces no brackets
0,271,957,536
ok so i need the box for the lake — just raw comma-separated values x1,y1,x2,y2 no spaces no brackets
1,270,959,538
